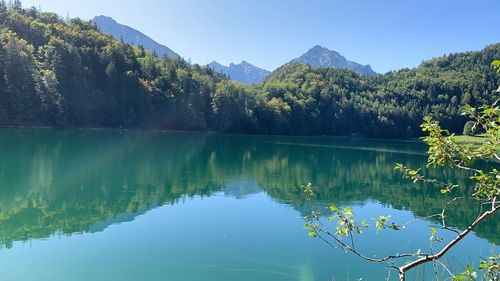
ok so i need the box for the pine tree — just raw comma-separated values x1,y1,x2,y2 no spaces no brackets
0,30,7,116
12,0,21,12
0,0,6,23
0,0,7,14
0,0,6,25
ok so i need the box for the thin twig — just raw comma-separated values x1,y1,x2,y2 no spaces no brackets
434,259,456,280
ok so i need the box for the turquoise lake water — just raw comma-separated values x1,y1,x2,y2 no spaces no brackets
0,129,497,280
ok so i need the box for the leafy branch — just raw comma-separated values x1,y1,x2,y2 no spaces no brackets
305,68,500,280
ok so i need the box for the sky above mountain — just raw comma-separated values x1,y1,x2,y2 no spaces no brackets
21,0,500,73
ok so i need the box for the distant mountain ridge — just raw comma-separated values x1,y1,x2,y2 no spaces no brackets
91,15,269,84
91,16,376,79
91,15,179,58
208,61,271,84
292,45,377,76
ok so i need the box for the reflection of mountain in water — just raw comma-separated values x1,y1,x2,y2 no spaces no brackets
88,205,153,233
223,180,261,199
0,129,497,248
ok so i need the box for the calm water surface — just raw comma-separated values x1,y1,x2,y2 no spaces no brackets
0,129,497,281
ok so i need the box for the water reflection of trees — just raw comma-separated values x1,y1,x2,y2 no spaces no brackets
0,129,497,248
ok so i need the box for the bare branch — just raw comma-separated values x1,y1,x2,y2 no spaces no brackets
398,204,500,277
440,197,465,235
454,163,481,174
492,153,500,162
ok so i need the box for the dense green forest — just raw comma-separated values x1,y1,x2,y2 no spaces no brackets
0,2,499,138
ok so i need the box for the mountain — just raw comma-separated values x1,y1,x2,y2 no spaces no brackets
207,61,228,73
91,15,179,58
208,61,270,84
1,5,499,139
291,45,377,76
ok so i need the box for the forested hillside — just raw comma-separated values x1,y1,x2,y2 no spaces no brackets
0,2,498,138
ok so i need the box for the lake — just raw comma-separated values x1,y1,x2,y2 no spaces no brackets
0,129,497,281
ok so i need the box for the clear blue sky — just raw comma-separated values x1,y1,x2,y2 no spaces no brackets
20,0,500,73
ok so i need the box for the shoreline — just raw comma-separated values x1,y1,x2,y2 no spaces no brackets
0,125,423,142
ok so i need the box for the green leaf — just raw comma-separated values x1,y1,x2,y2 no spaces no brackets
430,227,436,235
308,231,316,237
329,203,338,212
